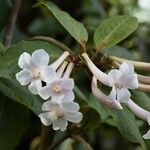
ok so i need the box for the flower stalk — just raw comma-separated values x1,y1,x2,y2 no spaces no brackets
110,56,150,71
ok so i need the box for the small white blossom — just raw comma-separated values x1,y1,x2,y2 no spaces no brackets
39,77,75,103
16,49,55,94
39,101,83,131
108,62,139,103
143,115,150,139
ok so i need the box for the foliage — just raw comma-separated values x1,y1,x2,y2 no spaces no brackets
0,0,150,149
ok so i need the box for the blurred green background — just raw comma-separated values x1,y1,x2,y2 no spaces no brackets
0,0,150,150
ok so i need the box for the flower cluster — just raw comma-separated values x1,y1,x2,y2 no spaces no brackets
16,49,83,131
82,52,150,139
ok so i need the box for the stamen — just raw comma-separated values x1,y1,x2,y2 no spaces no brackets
33,71,42,79
53,84,62,94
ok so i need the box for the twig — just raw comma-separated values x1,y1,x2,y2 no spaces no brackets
39,125,54,150
3,0,22,48
72,134,93,150
28,36,76,56
46,132,70,150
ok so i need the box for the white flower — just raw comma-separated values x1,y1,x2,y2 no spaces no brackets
108,62,139,103
92,76,123,110
16,49,55,94
143,115,150,139
39,77,75,103
39,101,83,131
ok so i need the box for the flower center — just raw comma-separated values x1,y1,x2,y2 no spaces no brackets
55,108,64,119
53,84,62,94
115,83,123,89
33,71,42,80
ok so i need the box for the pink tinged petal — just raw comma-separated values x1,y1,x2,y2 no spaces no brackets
122,74,139,89
62,91,75,102
127,99,149,121
18,52,32,70
92,76,123,110
51,95,64,103
62,101,80,111
39,112,53,126
148,115,150,125
41,66,56,83
119,62,134,75
117,88,131,103
31,49,49,66
65,111,83,123
108,86,117,100
51,51,70,70
62,78,74,90
28,80,42,95
81,53,109,86
143,130,150,140
16,70,32,86
52,118,68,131
42,101,59,112
107,69,122,86
39,86,51,100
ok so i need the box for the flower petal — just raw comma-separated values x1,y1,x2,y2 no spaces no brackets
143,130,150,140
16,70,32,85
52,118,68,131
121,74,139,89
39,86,51,100
62,101,80,111
31,49,49,66
18,52,32,70
119,62,134,75
117,88,131,103
62,78,74,90
28,80,42,95
107,69,122,86
41,66,56,83
108,86,117,100
42,101,59,111
39,112,53,126
62,91,75,102
65,111,83,123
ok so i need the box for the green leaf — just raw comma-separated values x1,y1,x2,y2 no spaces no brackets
0,42,6,55
0,94,29,150
36,1,88,47
0,40,62,79
131,91,150,110
107,107,144,145
0,78,43,115
81,106,101,130
94,15,139,50
0,40,63,114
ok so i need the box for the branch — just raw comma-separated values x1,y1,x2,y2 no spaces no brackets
3,0,22,48
72,134,93,150
28,36,76,56
46,132,70,150
39,125,54,150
